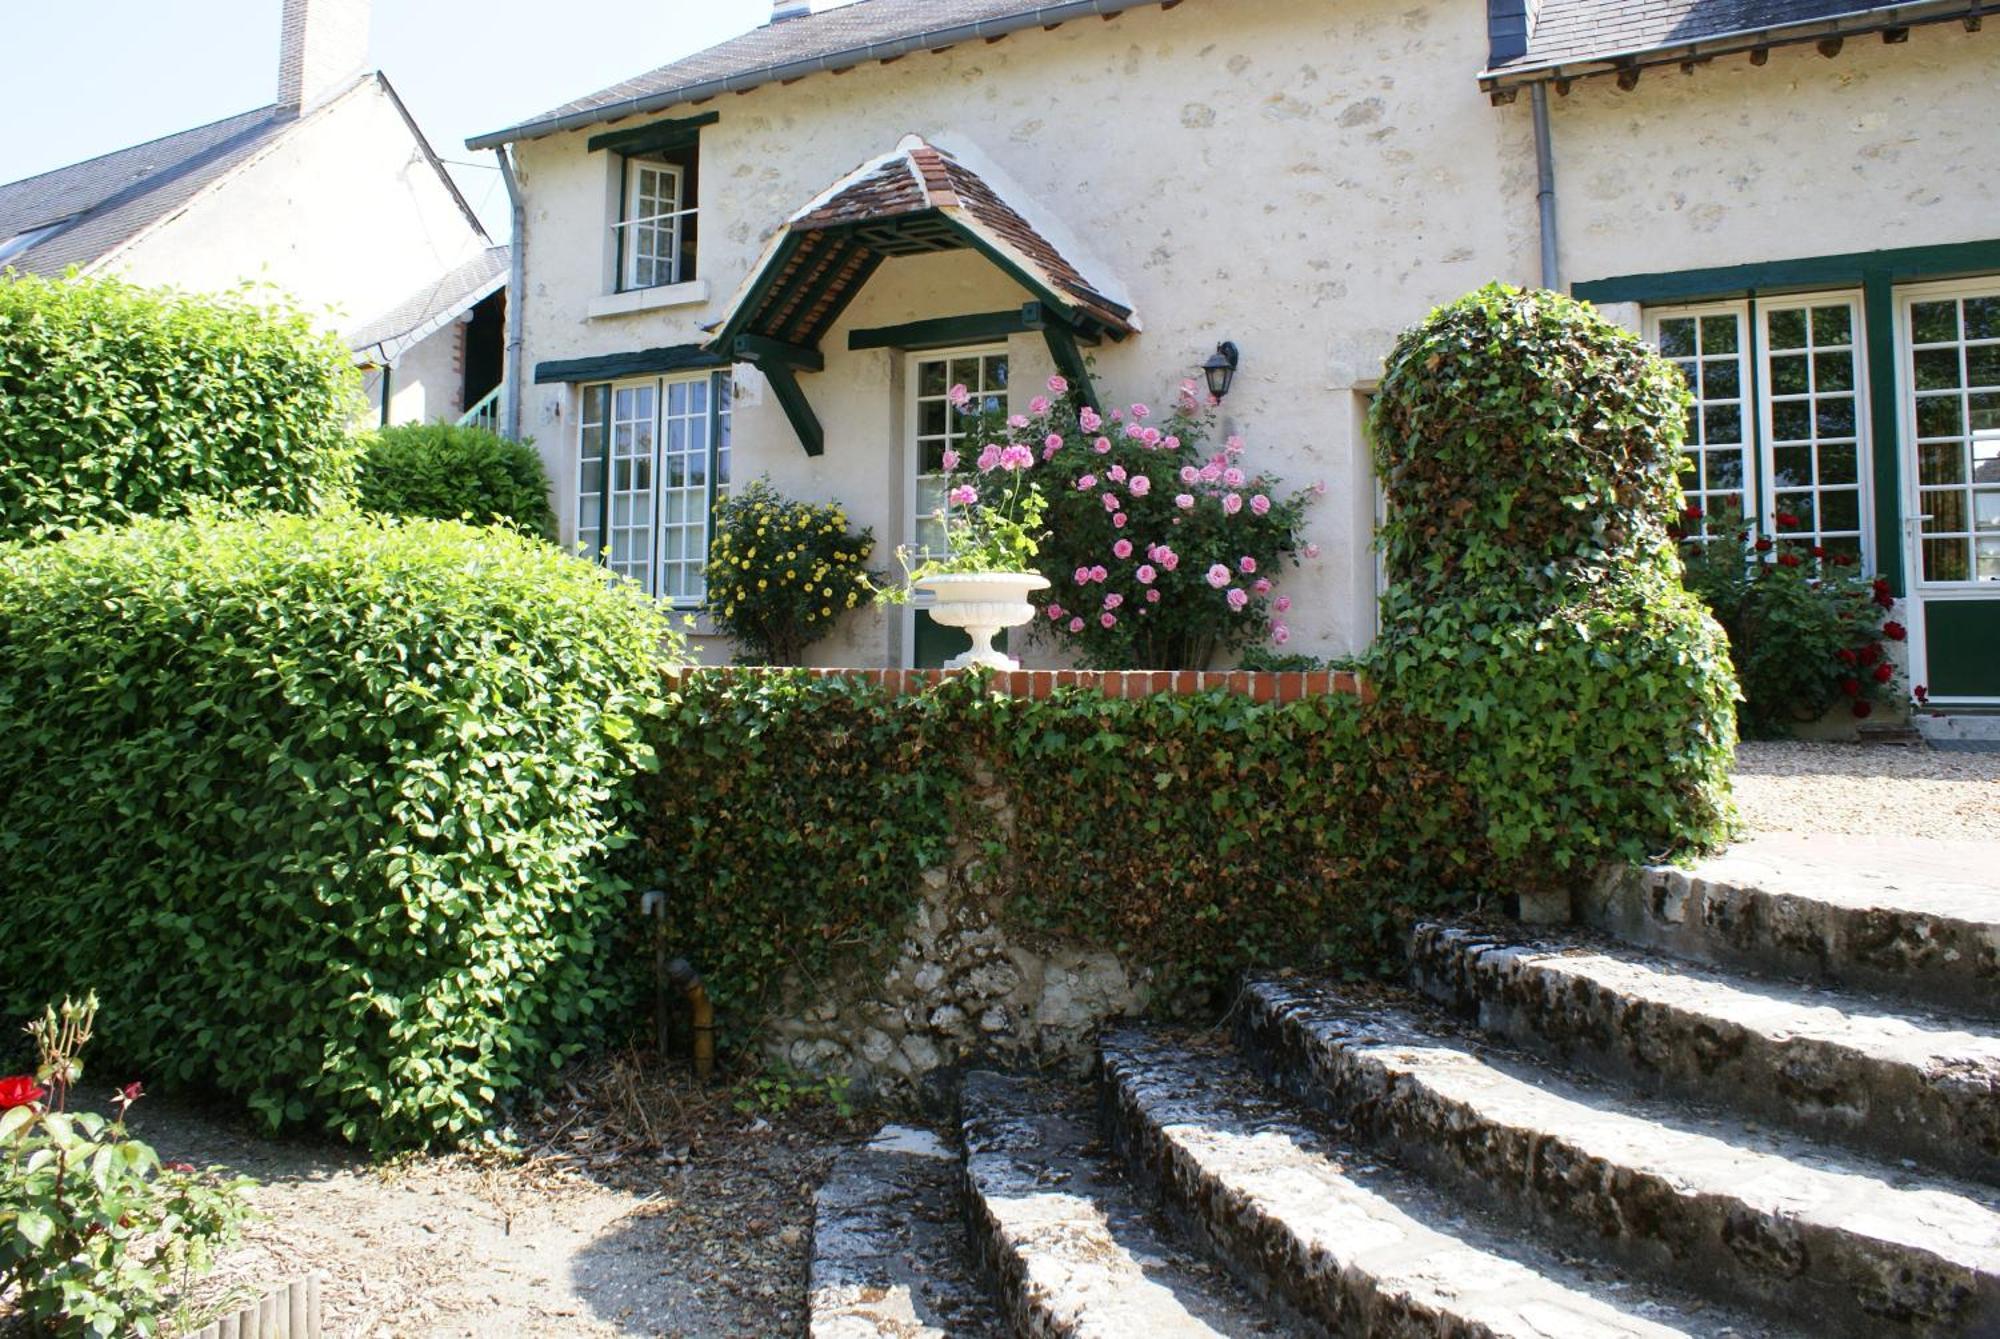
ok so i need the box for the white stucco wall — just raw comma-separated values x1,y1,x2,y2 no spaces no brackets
99,77,488,424
513,0,1544,666
1552,25,2000,285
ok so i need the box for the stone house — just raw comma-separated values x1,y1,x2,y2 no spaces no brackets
0,0,506,429
471,0,1998,703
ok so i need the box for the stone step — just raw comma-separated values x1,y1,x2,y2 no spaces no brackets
1409,923,2000,1184
808,1125,1006,1338
1580,835,2000,1020
958,1070,1293,1338
1237,976,2000,1339
1098,1027,1787,1339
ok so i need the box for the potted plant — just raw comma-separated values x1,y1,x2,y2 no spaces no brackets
877,388,1050,670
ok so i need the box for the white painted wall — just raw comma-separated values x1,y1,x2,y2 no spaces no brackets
99,76,489,424
1551,26,2000,284
515,0,1543,666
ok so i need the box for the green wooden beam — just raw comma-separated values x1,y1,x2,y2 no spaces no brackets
762,361,824,457
1039,321,1098,412
1573,238,2000,306
1861,270,1906,594
710,232,807,352
534,343,727,384
733,334,824,372
798,250,884,347
849,305,1048,352
587,111,719,156
769,233,863,345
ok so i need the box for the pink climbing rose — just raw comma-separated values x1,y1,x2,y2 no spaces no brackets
1205,563,1231,589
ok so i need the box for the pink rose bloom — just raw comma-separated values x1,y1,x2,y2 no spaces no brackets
1077,474,1098,490
1104,592,1124,611
1254,578,1273,595
1225,435,1245,457
1001,444,1036,471
1312,480,1328,497
948,484,979,506
1303,543,1321,559
1238,555,1258,575
1093,437,1113,454
1250,494,1271,516
1113,539,1134,559
1129,475,1151,497
1136,564,1157,584
1069,617,1086,633
1223,493,1243,515
1102,493,1120,512
1124,422,1146,440
1030,395,1051,415
1048,374,1069,394
1272,621,1290,645
1200,462,1223,483
1223,467,1246,488
1174,494,1195,510
1178,380,1200,406
977,444,1002,473
1162,436,1180,451
1043,441,1062,462
941,448,961,471
1129,403,1150,421
1205,563,1231,589
1045,433,1065,452
1108,464,1127,483
1159,548,1181,572
1100,612,1118,629
1047,604,1065,621
1142,427,1163,446
1007,414,1030,429
1146,589,1162,604
1079,406,1101,432
1090,565,1108,582
948,384,971,408
1073,567,1092,585
1113,513,1128,528
1274,595,1292,613
1227,588,1250,611
1179,465,1200,486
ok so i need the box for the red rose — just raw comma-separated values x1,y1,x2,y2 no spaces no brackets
1684,505,1704,521
1873,662,1894,684
1872,578,1891,594
1777,553,1802,568
1859,643,1881,666
1883,621,1907,641
1836,648,1857,665
1914,685,1930,703
1754,538,1774,553
1840,677,1862,697
0,1075,45,1110
1776,511,1801,529
1852,700,1874,719
1835,553,1857,566
1810,546,1826,559
1875,591,1895,610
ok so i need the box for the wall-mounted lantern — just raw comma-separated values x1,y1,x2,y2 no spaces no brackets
1202,341,1240,402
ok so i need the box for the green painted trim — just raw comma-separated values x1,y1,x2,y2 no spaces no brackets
1039,322,1098,412
1862,270,1907,593
763,361,824,457
848,305,1050,352
943,218,1084,325
710,229,806,352
733,334,824,372
1922,600,2000,698
534,344,727,385
587,111,719,156
1573,238,2000,306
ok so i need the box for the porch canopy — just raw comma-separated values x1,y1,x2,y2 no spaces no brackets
705,135,1138,455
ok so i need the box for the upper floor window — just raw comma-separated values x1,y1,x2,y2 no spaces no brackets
617,149,698,291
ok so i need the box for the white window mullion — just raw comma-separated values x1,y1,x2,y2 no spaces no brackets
1757,293,1870,567
1650,303,1753,540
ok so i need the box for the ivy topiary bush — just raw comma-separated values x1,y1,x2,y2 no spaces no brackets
353,423,555,538
0,510,670,1150
0,273,358,544
1367,284,1737,880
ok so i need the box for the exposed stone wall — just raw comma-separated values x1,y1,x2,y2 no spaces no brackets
766,764,1151,1100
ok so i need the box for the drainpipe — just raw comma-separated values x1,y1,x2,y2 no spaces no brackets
1530,82,1562,292
494,145,527,442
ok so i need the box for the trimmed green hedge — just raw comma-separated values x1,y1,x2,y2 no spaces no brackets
0,273,358,544
0,511,668,1150
353,423,554,538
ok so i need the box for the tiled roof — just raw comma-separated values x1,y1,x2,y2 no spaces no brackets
1487,0,1965,80
0,106,291,277
469,0,1178,149
348,245,509,362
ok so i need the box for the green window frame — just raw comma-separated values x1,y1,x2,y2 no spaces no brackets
576,371,732,606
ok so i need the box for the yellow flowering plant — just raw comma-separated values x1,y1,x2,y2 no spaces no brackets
705,479,876,665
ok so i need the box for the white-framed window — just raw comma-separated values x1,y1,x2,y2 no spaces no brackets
1758,294,1870,565
615,153,698,292
1901,281,2000,585
908,346,1009,560
1649,295,1873,566
1651,303,1752,541
575,371,732,604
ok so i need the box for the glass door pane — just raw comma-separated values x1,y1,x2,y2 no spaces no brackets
909,349,1008,562
1907,290,2000,584
1760,297,1868,565
1652,307,1751,539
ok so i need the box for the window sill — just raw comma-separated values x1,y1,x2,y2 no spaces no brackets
587,279,709,320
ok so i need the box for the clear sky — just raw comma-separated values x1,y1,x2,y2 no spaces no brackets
0,0,773,237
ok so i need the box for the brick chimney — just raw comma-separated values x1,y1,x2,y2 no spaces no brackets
277,0,372,114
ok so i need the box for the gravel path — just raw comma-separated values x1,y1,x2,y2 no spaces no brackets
1732,740,2000,839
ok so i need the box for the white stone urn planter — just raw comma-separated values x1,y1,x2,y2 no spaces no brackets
917,572,1050,671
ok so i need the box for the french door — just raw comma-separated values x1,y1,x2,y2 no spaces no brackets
902,345,1009,668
